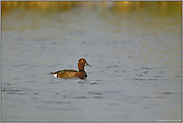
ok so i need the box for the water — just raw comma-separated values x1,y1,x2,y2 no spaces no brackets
1,6,182,122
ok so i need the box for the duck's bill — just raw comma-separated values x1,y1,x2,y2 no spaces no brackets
85,62,92,67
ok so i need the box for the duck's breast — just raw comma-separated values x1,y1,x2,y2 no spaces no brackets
75,71,87,78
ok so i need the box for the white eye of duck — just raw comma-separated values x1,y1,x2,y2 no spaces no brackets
82,60,84,62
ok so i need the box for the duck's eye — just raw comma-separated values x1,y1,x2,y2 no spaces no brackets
82,60,84,63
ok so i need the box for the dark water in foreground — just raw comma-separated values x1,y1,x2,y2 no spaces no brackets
1,7,182,121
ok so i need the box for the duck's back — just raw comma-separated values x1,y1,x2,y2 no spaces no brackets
50,69,78,78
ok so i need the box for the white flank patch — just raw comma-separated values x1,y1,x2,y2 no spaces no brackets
53,74,57,78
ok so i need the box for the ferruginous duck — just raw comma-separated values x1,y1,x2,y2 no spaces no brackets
50,58,91,79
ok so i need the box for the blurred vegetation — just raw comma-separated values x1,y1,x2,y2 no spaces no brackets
1,1,182,15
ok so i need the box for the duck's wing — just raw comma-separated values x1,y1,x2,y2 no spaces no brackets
60,69,79,78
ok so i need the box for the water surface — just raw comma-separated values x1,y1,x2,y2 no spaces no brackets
1,5,182,122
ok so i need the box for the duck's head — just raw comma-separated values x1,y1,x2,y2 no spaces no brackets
78,58,91,70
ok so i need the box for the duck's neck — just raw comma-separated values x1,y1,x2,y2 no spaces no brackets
79,70,84,72
78,64,84,72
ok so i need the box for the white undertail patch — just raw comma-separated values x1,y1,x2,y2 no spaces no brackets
53,74,57,78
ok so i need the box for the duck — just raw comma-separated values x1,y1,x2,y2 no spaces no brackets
50,58,91,79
